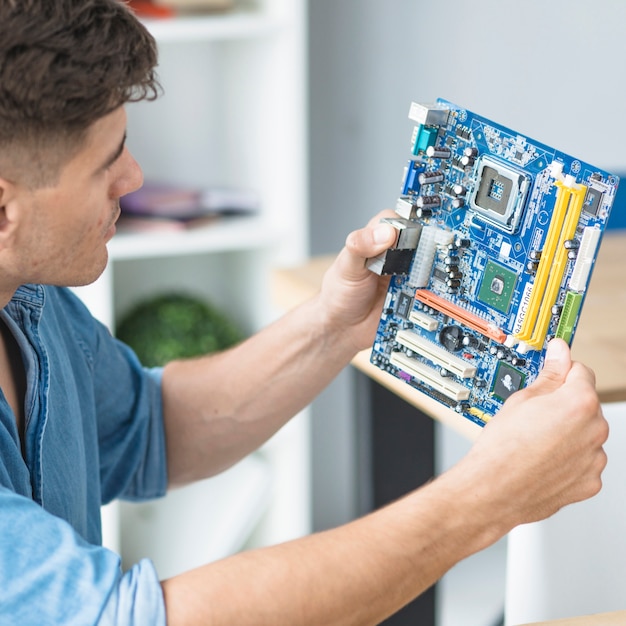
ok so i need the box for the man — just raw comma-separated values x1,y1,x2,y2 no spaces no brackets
0,1,608,624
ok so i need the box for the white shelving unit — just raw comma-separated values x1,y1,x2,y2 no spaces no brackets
74,0,310,577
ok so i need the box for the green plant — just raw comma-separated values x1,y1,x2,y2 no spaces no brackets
115,293,245,367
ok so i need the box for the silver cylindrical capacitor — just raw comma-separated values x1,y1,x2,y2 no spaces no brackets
415,194,441,208
462,335,479,349
426,146,452,159
418,170,445,185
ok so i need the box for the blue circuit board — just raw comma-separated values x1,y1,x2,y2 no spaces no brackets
368,99,619,427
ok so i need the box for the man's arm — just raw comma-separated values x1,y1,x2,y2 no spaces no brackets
160,338,607,625
160,212,399,485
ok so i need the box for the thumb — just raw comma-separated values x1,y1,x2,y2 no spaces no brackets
531,338,573,393
342,218,397,278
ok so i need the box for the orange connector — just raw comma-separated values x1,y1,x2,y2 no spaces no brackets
415,289,507,344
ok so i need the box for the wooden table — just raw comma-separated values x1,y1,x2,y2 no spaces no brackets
518,611,626,625
272,231,626,626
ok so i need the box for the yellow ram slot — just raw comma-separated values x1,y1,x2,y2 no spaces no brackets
515,181,582,343
526,182,586,348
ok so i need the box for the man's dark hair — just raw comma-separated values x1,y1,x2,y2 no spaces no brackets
0,0,160,187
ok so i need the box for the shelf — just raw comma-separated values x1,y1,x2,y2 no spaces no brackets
108,215,280,260
142,8,284,43
90,0,311,576
120,453,272,578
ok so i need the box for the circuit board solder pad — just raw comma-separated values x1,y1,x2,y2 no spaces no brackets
368,99,619,426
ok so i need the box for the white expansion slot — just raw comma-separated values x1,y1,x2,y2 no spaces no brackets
396,329,476,378
408,309,438,332
390,352,470,402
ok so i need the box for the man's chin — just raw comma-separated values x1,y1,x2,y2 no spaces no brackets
57,256,110,290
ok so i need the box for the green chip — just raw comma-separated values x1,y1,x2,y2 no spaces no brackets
477,260,517,314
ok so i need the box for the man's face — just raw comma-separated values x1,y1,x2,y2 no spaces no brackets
9,106,142,289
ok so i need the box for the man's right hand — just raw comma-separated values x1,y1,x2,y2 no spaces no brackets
452,337,608,533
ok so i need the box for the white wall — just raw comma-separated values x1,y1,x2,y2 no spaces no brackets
310,0,626,256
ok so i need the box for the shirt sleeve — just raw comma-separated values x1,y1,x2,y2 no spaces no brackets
0,486,166,626
51,287,169,504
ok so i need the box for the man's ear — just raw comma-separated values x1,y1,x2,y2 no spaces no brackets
0,178,21,246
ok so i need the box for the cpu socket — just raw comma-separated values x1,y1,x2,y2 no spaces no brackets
469,156,530,233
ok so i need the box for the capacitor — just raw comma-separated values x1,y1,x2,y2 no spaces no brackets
416,207,432,218
564,239,580,250
529,249,542,261
446,264,459,274
425,146,452,159
447,278,461,289
551,304,562,316
460,154,475,167
415,194,441,208
451,197,465,209
463,147,478,158
455,237,471,248
526,260,539,273
452,184,467,196
444,255,460,266
567,249,578,260
462,335,479,349
511,357,526,367
452,157,465,169
448,270,463,280
418,170,445,185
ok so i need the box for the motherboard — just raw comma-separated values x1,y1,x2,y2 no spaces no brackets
368,99,619,426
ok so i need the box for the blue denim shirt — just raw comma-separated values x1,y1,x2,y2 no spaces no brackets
0,285,168,625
